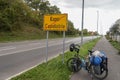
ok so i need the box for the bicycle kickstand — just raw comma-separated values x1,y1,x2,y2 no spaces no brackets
90,74,94,80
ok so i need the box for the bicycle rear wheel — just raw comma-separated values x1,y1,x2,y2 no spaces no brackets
90,64,108,80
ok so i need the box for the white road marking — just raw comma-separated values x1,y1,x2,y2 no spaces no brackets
0,37,84,57
0,46,16,51
0,42,63,56
0,38,83,58
0,45,45,56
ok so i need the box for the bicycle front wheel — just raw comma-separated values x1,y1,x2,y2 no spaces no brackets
67,57,82,72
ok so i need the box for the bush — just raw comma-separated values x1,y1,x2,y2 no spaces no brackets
0,14,12,31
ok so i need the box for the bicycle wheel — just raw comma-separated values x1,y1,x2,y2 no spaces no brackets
67,57,82,72
90,64,108,80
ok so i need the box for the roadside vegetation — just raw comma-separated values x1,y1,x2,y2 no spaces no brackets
106,35,120,54
106,18,120,54
0,0,98,42
11,38,100,80
0,0,79,42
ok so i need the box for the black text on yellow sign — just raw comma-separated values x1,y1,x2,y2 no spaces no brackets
43,14,68,31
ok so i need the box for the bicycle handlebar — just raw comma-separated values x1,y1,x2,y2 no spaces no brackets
69,43,93,59
69,43,80,53
88,50,93,55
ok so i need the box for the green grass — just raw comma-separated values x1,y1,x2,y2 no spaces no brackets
0,27,78,43
111,41,120,50
0,26,63,42
11,38,100,80
110,41,120,54
79,39,99,57
105,35,120,54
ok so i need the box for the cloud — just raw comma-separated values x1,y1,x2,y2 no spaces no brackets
49,0,120,34
56,0,120,10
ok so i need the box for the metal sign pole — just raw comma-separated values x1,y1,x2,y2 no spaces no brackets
97,11,99,37
81,0,84,45
62,31,65,64
46,31,49,63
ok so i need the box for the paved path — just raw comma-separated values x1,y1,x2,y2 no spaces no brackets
70,37,120,80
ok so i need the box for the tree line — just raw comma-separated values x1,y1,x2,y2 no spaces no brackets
0,0,80,36
107,19,120,42
0,0,98,37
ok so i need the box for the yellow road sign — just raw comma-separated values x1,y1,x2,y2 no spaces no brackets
43,14,68,31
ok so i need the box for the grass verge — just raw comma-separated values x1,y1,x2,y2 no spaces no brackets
0,26,78,43
0,29,61,42
11,38,100,80
105,35,120,54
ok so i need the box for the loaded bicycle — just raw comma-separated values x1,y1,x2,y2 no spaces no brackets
67,43,108,80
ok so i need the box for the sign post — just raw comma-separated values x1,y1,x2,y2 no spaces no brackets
43,14,68,63
46,31,49,62
63,31,65,63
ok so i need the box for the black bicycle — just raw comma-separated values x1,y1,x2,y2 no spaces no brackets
67,43,108,80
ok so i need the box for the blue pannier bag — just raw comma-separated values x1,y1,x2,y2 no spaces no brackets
100,51,107,60
90,56,102,66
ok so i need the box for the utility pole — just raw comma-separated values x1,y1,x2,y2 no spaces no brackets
97,11,99,36
81,0,84,45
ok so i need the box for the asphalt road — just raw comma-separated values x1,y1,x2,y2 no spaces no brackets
70,37,120,80
0,36,97,80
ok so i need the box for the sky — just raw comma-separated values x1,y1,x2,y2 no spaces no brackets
49,0,120,35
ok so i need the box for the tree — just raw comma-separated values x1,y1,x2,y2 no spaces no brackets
49,5,61,14
0,0,41,31
82,29,88,35
24,0,41,11
110,24,119,34
66,20,77,35
39,1,50,15
24,0,32,4
0,0,80,38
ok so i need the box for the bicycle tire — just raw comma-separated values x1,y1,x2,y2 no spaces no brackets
67,57,82,72
90,64,108,80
